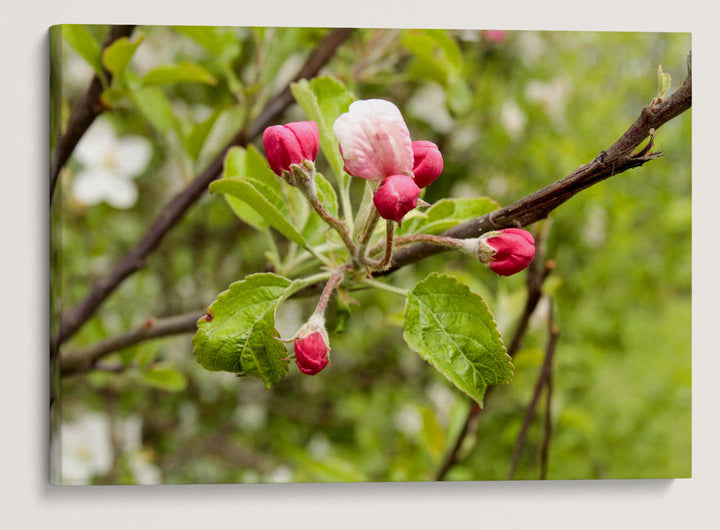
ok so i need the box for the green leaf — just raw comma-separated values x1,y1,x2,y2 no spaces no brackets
62,25,104,79
238,317,291,387
221,147,269,231
141,367,188,392
245,144,282,192
173,26,241,63
210,177,308,247
420,406,446,456
447,76,472,116
290,77,355,184
403,273,513,405
130,86,178,135
192,273,294,387
142,61,217,86
185,108,224,160
102,34,144,78
399,197,499,236
657,64,672,100
257,27,300,87
401,32,449,84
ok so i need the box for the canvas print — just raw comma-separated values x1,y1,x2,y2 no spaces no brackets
49,25,691,485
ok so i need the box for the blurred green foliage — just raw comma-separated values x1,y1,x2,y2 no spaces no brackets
53,26,690,484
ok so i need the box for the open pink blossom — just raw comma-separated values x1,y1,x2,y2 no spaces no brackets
478,228,535,276
373,174,421,223
411,140,443,188
333,99,413,180
262,121,319,176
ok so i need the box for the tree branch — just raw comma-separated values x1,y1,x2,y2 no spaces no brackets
50,25,137,200
53,28,355,352
61,311,202,376
507,304,559,480
386,70,691,273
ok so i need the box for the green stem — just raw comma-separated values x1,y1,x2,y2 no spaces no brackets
394,233,473,252
313,264,351,316
365,220,395,271
362,278,409,297
304,189,356,254
355,207,380,265
339,177,354,236
264,229,282,270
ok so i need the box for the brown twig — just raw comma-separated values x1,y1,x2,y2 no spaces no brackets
50,25,137,201
540,337,555,480
61,311,202,376
53,28,355,353
507,304,559,480
386,70,691,274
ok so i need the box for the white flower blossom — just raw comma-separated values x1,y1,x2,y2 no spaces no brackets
72,118,152,209
60,412,113,485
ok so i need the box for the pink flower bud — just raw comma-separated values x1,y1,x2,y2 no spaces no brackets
373,174,421,223
479,228,535,276
262,121,319,176
411,140,443,188
483,30,506,43
333,99,413,180
294,318,330,375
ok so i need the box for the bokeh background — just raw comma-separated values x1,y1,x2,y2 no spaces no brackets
51,26,691,484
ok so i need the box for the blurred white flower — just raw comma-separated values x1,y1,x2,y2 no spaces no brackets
394,404,422,435
407,83,455,134
499,99,527,138
61,412,113,485
307,434,331,460
525,78,570,126
72,118,152,209
268,466,293,483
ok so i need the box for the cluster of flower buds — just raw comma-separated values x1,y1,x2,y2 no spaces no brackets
333,99,443,223
261,101,535,377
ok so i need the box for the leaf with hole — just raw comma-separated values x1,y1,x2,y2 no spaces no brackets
192,273,295,388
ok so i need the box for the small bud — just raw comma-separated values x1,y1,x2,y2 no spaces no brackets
293,315,330,375
262,121,319,178
483,30,507,43
478,228,535,276
373,174,421,223
411,141,443,188
333,99,413,180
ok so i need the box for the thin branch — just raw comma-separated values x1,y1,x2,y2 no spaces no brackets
540,333,555,480
50,25,137,200
434,401,481,481
507,304,559,480
61,311,202,376
54,28,355,352
365,220,395,270
385,71,691,274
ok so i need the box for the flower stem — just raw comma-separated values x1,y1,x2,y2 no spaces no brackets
304,190,357,254
393,233,474,252
355,207,380,265
364,220,395,271
314,265,351,316
362,278,408,297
